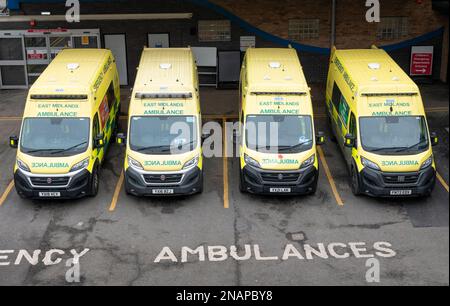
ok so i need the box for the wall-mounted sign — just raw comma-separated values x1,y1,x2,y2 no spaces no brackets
81,36,90,46
410,46,434,76
240,36,256,52
27,49,48,60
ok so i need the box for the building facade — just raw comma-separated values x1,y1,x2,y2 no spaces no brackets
0,0,448,89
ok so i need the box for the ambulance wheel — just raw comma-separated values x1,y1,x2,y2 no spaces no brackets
239,169,246,193
88,166,99,197
350,165,362,196
310,173,319,195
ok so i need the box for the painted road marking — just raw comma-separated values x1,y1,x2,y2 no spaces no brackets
317,146,344,206
109,170,124,212
0,180,14,206
436,172,449,193
222,118,229,209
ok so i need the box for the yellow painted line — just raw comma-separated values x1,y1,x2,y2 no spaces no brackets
222,118,230,209
317,146,344,206
0,117,22,121
109,170,124,212
436,171,449,193
0,180,14,207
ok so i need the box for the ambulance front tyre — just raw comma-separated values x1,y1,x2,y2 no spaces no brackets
350,164,362,196
239,168,246,193
309,172,319,195
88,164,100,197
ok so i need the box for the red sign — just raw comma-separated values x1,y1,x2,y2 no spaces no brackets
410,46,434,76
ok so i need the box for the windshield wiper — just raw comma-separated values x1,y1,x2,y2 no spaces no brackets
50,141,88,155
394,140,428,153
25,148,63,154
136,145,171,152
369,146,407,152
278,140,313,152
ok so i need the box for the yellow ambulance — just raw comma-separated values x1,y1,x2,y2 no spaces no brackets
116,48,203,196
325,46,438,197
238,48,325,195
9,49,121,199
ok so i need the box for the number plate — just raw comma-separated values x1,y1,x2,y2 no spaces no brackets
152,189,174,195
269,188,291,193
390,190,412,196
39,192,61,197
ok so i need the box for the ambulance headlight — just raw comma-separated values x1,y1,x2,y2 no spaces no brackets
244,154,261,168
183,155,199,170
70,158,89,172
128,156,144,170
420,156,433,170
361,156,381,171
300,154,315,169
17,159,30,172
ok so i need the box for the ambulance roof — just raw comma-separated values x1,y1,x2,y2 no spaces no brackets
334,48,419,95
245,48,309,94
29,49,112,95
133,48,195,93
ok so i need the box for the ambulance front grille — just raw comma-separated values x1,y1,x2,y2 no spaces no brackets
30,176,70,187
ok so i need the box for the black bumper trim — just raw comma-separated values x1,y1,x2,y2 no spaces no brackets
241,164,318,195
359,166,436,197
125,166,203,197
14,169,91,200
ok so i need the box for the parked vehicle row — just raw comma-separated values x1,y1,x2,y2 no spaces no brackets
8,45,439,200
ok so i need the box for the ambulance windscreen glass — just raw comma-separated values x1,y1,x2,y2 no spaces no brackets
129,116,198,154
245,115,313,154
360,116,429,155
20,118,90,157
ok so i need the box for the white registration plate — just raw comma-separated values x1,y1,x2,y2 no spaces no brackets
39,192,61,198
390,190,413,196
270,188,291,193
152,189,174,195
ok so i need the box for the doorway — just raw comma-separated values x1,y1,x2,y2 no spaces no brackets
104,34,128,86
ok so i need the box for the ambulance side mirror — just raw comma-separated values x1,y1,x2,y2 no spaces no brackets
9,136,19,149
344,133,355,148
430,132,439,146
94,133,105,149
316,131,325,145
116,133,126,146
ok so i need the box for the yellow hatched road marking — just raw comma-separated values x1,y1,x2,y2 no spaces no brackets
0,180,14,207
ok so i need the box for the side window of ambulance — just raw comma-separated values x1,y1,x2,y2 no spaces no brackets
338,95,350,126
106,82,115,111
331,83,341,110
93,113,100,140
349,112,357,148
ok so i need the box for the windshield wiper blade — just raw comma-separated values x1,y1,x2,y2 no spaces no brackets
278,140,313,152
369,146,407,152
50,142,88,155
136,145,171,152
394,140,428,153
26,148,62,154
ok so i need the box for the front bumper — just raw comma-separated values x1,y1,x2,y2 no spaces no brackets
14,169,91,200
359,166,436,198
241,164,318,195
125,166,202,197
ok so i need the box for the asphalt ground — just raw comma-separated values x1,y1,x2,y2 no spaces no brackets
0,86,448,286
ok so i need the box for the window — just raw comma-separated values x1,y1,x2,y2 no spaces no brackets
349,112,358,148
93,113,100,140
288,19,320,41
198,20,231,42
106,82,116,111
331,82,350,126
377,17,408,40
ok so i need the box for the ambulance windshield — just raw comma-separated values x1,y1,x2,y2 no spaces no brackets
129,116,198,155
360,116,429,155
245,115,313,153
20,117,90,157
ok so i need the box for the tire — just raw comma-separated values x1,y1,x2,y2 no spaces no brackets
310,173,319,195
239,169,246,193
88,165,100,197
197,172,204,194
350,165,362,196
